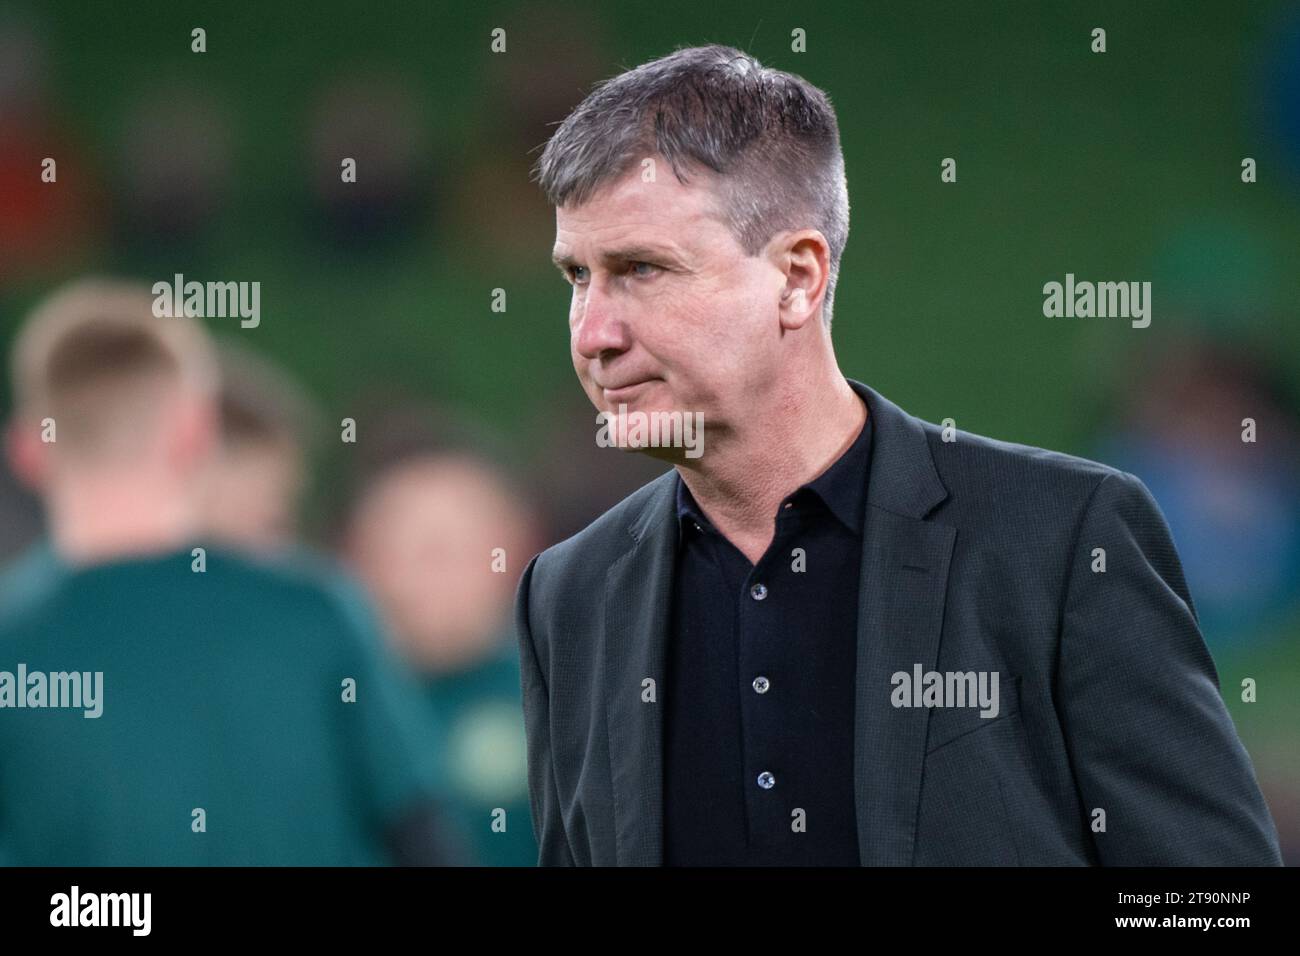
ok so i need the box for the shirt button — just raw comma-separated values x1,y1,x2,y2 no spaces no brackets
750,583,768,601
752,676,770,694
757,771,776,789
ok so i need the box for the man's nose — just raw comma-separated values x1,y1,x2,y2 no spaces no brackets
573,280,629,360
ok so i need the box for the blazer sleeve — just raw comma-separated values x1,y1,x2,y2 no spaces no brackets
515,553,577,866
1055,470,1283,865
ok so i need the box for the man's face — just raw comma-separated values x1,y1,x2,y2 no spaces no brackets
344,456,534,673
553,162,785,451
202,438,302,554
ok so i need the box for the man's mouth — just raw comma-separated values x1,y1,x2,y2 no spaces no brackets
600,379,657,402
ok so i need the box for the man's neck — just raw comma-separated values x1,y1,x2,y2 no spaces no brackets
675,374,867,564
48,473,201,568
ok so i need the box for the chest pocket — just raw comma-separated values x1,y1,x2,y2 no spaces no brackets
924,672,1021,755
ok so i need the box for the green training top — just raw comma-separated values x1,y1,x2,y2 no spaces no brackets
420,636,538,866
0,541,453,866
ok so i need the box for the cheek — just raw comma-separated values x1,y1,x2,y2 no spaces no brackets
661,283,749,355
684,281,778,385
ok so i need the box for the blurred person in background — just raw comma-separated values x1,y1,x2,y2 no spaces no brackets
0,6,100,283
447,5,609,262
1094,335,1300,654
1093,329,1300,865
306,71,431,251
0,278,466,865
111,83,233,262
339,407,539,866
201,338,322,557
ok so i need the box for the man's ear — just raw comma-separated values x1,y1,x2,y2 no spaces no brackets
5,416,49,492
772,229,830,331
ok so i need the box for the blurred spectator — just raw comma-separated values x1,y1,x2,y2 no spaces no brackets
339,405,539,865
0,6,100,283
201,338,322,556
112,82,233,256
446,4,611,262
306,70,432,250
0,278,466,865
1094,325,1300,865
1095,334,1300,653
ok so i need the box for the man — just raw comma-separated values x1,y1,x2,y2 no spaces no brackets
200,339,321,556
514,45,1283,866
0,278,465,865
340,412,539,865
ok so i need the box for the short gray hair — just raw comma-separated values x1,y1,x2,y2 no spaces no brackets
532,44,850,328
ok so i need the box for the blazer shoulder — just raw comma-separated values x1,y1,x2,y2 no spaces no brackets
918,415,1128,510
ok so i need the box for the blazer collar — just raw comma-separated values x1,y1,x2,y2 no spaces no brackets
603,377,953,865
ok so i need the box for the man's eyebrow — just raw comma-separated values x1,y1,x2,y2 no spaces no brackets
550,245,682,270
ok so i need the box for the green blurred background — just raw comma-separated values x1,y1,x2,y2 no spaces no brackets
1,0,1297,862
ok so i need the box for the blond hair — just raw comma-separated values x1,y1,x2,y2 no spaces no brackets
10,277,218,460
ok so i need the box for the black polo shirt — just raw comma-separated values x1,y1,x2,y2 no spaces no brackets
663,405,871,866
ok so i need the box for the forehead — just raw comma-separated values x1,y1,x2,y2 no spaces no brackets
553,163,729,255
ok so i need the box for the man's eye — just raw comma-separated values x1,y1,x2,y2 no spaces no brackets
630,262,659,278
569,266,589,283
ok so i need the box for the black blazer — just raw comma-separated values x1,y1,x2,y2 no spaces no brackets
515,378,1283,865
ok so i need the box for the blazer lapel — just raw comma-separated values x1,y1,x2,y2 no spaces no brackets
848,380,955,866
603,473,677,865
